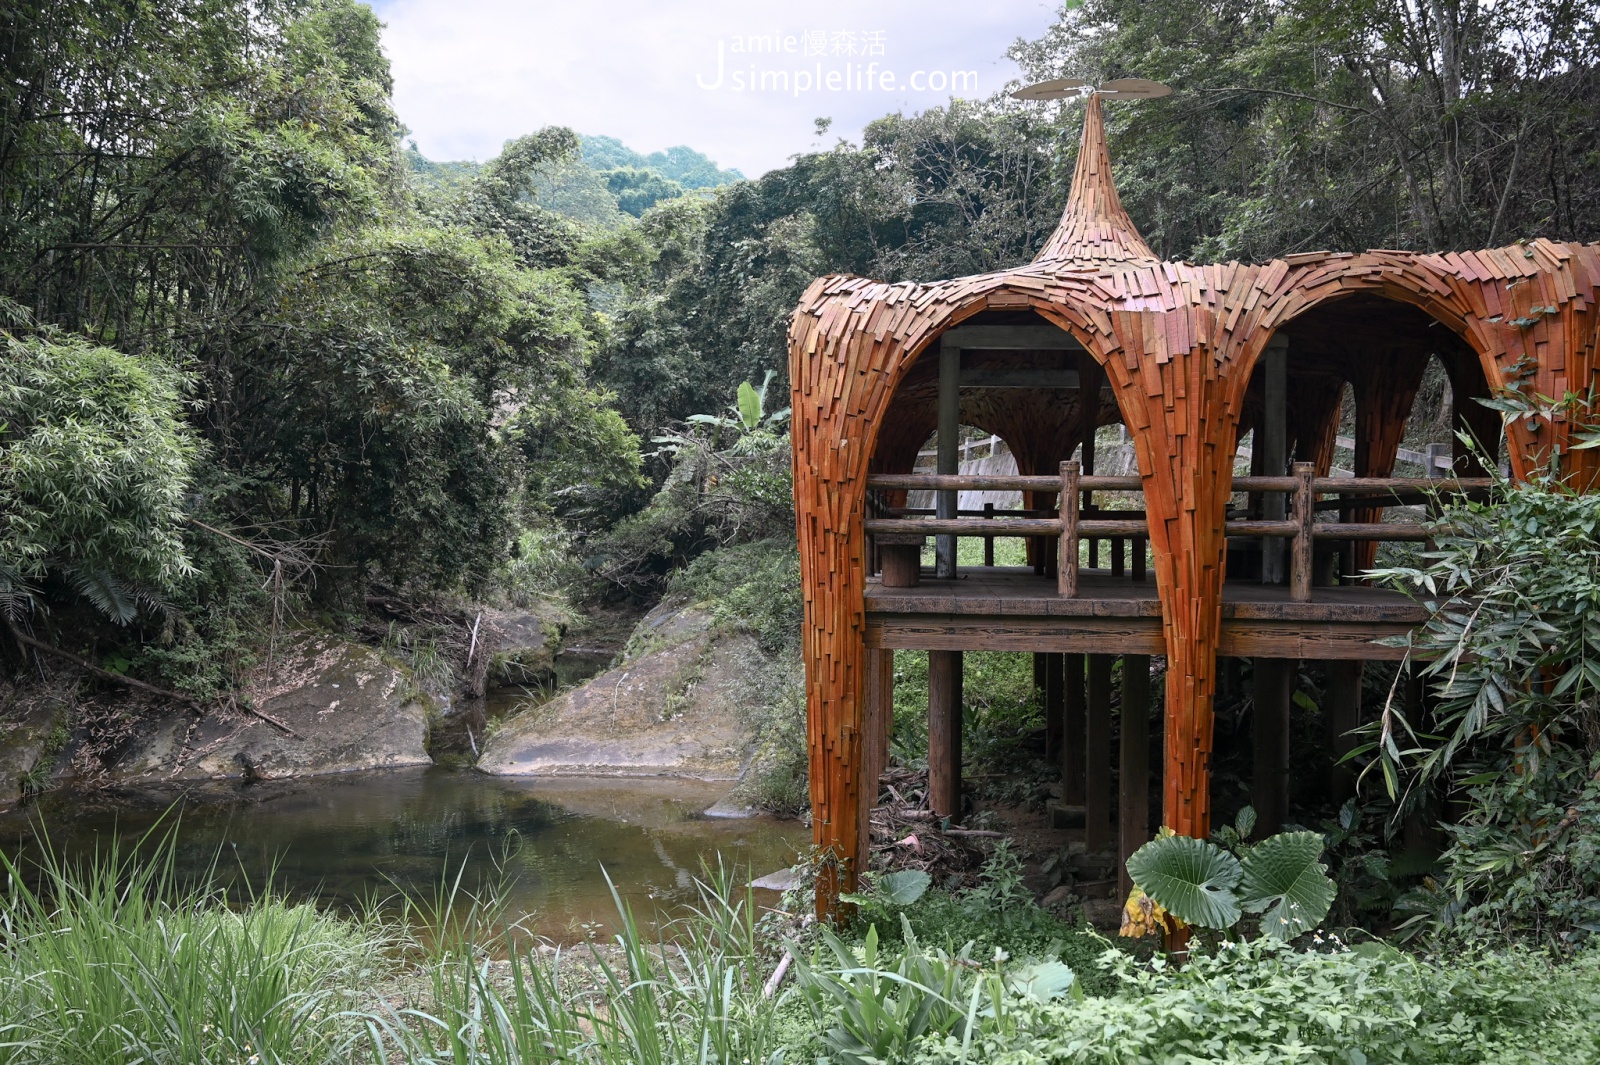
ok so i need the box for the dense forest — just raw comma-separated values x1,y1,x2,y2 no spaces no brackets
4,2,1600,1062
4,0,1598,683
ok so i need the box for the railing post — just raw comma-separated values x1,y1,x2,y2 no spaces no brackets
935,337,960,579
983,501,995,567
1059,460,1080,597
1290,462,1314,602
1425,442,1450,480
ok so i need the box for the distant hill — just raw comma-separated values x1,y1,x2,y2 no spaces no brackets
405,135,744,223
580,136,744,191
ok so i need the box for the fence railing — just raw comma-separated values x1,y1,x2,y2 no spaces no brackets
864,463,1494,601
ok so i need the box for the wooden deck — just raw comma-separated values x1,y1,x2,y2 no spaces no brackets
864,568,1428,660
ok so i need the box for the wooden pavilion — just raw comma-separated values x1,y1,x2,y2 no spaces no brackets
787,90,1600,916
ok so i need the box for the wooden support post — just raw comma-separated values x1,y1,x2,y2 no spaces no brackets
1085,654,1113,854
1058,461,1080,597
936,339,960,579
1132,536,1147,582
1063,654,1086,804
1083,431,1098,569
1290,462,1314,602
1119,654,1151,897
1326,660,1363,806
1044,652,1063,760
928,650,963,819
877,533,922,588
1262,337,1288,584
1251,657,1294,835
983,502,995,566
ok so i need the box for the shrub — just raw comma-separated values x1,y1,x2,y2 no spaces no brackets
913,939,1600,1065
0,330,198,622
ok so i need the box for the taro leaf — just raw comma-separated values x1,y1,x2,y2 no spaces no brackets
1125,834,1242,930
877,869,931,906
1237,831,1337,942
1006,959,1078,1003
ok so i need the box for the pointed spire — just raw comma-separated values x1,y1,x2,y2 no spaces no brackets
1034,93,1154,263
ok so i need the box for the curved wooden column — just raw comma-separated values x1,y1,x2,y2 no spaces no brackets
1101,302,1241,841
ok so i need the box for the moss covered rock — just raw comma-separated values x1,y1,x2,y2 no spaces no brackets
111,636,433,782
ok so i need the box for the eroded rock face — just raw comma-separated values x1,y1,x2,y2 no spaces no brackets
112,636,432,782
481,604,569,689
0,686,71,803
477,602,758,781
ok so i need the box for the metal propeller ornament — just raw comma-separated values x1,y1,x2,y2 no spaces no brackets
1011,77,1172,101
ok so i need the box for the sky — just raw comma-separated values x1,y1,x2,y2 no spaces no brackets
365,0,1063,177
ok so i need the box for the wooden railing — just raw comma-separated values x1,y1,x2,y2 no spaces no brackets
864,463,1494,601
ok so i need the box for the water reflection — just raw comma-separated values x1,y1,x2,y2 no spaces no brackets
0,769,805,939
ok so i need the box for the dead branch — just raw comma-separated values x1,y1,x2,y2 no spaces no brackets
6,623,202,709
225,694,300,739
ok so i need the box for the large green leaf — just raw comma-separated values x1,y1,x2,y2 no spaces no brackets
1006,959,1080,1003
876,869,931,906
1237,831,1337,942
736,379,762,429
1125,835,1242,930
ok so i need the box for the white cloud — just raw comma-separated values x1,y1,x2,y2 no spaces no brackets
368,0,1060,175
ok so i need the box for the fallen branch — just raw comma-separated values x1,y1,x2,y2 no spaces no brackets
7,625,202,709
763,952,794,999
943,828,1005,838
6,623,301,738
226,695,301,740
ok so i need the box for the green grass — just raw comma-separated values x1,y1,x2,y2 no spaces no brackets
0,827,394,1064
1,833,1598,1065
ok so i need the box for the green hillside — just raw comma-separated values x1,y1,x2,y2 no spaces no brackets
406,135,743,222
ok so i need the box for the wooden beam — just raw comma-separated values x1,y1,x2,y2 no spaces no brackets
1063,654,1086,804
939,324,1086,350
865,614,1418,659
1252,658,1294,834
959,367,1084,389
928,650,963,818
1119,654,1152,897
1085,655,1113,853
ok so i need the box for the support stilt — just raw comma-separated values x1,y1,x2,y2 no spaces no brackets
1086,654,1113,854
1252,657,1294,834
1326,660,1363,806
928,650,963,819
1043,652,1063,760
1119,654,1151,896
1062,654,1086,804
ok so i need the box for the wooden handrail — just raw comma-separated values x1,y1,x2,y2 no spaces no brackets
864,469,1461,598
1312,476,1492,492
864,518,1064,536
866,516,1432,540
867,472,1493,494
867,473,1141,491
